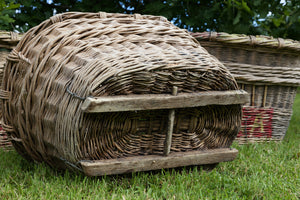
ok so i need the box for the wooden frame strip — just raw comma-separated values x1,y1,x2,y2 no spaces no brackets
80,148,238,176
81,90,249,113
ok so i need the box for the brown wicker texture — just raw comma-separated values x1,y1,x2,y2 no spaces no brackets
0,31,22,148
0,51,9,85
0,31,22,49
191,32,300,143
1,12,242,170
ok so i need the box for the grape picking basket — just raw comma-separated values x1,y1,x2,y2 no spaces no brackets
0,31,22,148
191,32,300,144
1,13,248,176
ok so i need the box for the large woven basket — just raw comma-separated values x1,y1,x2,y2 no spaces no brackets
0,31,22,148
191,32,300,144
1,12,248,175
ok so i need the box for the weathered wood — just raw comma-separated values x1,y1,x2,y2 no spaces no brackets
81,90,249,113
163,86,178,156
80,148,238,176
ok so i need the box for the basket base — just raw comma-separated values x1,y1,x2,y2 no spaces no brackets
80,148,238,176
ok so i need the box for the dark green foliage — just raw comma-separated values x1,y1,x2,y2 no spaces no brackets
257,0,300,39
0,0,20,30
3,0,299,40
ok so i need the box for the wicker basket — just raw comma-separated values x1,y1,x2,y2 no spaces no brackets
191,32,300,144
0,31,22,149
0,13,248,175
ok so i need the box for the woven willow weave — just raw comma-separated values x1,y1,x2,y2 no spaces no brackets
1,13,241,169
191,32,300,143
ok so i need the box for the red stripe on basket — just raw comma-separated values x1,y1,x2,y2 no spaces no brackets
237,107,273,138
0,125,11,148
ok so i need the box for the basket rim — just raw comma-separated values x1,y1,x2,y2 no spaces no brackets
191,31,300,53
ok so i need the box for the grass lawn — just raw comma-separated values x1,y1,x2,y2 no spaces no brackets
0,96,299,200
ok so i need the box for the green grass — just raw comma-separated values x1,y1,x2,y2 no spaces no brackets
1,97,300,200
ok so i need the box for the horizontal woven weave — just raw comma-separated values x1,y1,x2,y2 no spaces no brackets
0,31,22,49
191,32,300,86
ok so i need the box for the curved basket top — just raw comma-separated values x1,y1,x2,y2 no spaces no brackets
10,12,238,97
191,32,300,53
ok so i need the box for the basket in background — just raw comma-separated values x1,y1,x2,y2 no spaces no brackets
191,32,300,144
0,31,22,149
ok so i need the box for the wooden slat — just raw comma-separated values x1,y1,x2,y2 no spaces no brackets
81,90,249,113
80,148,238,176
